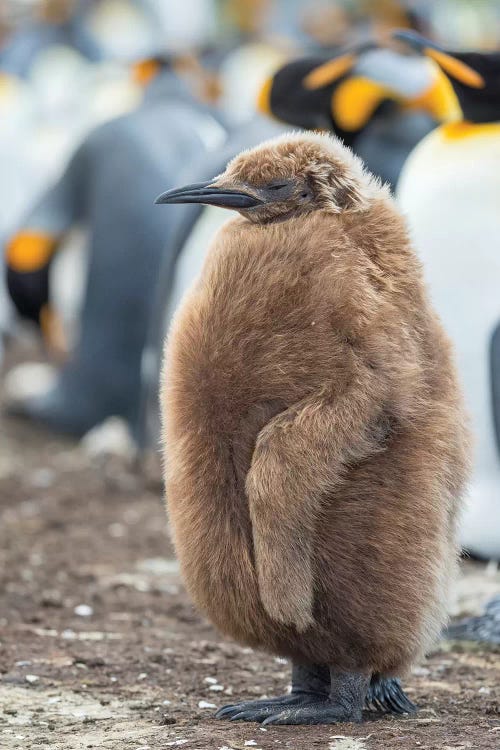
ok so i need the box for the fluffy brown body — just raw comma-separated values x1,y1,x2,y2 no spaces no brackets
161,133,470,679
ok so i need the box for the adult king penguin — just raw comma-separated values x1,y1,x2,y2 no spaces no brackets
395,30,500,561
257,43,459,186
4,59,226,436
156,132,470,725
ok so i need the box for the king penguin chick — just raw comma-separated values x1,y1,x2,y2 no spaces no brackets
156,132,471,726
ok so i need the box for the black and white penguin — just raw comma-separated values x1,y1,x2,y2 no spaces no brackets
395,30,500,560
4,62,226,436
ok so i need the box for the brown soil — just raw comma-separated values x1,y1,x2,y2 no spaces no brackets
0,377,499,749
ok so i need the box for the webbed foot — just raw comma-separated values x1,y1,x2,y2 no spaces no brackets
262,698,362,725
216,664,370,726
215,693,315,722
215,663,330,723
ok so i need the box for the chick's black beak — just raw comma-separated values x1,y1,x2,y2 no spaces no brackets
155,180,263,209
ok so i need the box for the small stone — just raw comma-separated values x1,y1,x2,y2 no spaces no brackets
80,417,136,460
137,673,147,680
412,666,430,677
198,701,216,709
74,604,93,617
25,675,39,683
204,676,218,684
208,684,224,691
159,715,176,725
30,468,55,488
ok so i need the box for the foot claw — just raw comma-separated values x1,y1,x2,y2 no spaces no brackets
261,701,360,726
215,693,317,723
215,695,295,722
214,705,238,719
366,676,416,715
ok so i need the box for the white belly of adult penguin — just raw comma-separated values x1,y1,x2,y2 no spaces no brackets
395,31,500,560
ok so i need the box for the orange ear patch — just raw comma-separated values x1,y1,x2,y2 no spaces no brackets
257,75,273,115
331,76,390,131
6,231,57,273
425,48,485,89
303,53,356,90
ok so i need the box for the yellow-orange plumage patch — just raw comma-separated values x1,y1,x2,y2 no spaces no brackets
6,232,57,273
302,53,356,90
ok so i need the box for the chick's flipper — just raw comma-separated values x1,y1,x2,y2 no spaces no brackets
247,379,388,634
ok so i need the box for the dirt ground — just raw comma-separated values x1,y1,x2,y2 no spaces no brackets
0,364,499,749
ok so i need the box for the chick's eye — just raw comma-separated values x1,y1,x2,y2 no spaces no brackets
268,183,288,191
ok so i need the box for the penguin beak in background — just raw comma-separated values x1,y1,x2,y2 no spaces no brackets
155,181,263,209
393,30,485,89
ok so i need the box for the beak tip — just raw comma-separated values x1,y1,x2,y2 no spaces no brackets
153,181,261,209
392,29,424,49
154,193,170,205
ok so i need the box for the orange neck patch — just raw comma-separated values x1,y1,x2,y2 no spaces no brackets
6,231,58,273
441,121,500,141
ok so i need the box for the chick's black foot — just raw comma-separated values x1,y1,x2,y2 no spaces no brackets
215,693,316,722
261,699,361,726
215,663,330,722
216,664,369,725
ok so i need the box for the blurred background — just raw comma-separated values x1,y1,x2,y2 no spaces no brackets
1,2,500,745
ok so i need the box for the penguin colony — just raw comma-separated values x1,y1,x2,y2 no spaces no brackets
157,131,470,725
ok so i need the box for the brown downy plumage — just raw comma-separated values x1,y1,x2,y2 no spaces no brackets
157,132,471,725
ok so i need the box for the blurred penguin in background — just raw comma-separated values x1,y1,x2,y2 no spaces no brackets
257,41,459,187
138,32,289,449
4,40,226,437
0,0,160,356
0,0,101,77
138,116,284,449
395,30,500,561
